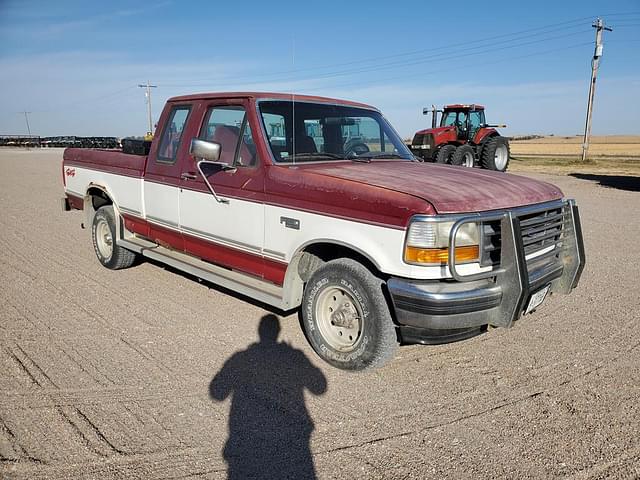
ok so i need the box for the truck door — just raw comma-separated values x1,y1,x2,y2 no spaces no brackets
178,99,266,279
143,103,194,250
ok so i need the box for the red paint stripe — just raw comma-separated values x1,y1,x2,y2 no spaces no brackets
121,214,287,286
182,231,286,285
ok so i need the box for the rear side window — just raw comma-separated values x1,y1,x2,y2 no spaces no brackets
157,106,191,163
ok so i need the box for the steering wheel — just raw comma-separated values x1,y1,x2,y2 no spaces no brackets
345,143,370,157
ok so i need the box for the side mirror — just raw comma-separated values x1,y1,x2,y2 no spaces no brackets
190,138,221,162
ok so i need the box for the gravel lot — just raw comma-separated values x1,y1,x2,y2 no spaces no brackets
1,149,639,479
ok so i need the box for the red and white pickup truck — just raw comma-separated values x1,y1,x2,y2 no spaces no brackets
62,92,585,370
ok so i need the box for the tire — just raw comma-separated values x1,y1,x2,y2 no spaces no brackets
91,206,137,270
481,136,510,172
301,258,398,371
435,144,456,164
451,144,475,167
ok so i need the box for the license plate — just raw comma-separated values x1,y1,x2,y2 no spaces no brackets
525,284,550,314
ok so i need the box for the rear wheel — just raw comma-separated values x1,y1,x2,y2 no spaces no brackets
481,136,510,172
92,206,137,270
435,144,456,164
301,258,398,371
451,145,475,167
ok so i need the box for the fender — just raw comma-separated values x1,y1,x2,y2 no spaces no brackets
280,239,385,310
84,182,120,227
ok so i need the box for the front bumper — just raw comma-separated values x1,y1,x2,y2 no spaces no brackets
388,200,585,341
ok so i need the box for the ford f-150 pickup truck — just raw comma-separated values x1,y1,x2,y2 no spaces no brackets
61,92,585,370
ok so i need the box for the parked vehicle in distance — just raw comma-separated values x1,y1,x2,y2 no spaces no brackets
411,104,510,171
61,92,585,370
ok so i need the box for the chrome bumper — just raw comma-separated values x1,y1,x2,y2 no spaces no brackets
388,200,585,335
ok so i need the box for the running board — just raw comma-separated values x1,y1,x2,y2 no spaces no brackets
118,237,286,309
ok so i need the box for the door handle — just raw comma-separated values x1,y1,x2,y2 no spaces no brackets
181,172,197,180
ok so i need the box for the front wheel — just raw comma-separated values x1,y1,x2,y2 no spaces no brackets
451,144,475,167
435,144,456,164
92,206,137,270
301,258,398,371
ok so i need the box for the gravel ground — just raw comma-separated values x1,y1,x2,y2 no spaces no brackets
1,148,639,479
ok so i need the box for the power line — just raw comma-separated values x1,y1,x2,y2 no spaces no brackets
161,20,593,88
161,29,593,90
301,41,593,93
156,12,639,89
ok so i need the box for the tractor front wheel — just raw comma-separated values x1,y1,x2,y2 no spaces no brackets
435,144,456,164
451,145,475,167
481,136,510,172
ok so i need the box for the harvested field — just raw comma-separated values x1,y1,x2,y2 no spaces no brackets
510,135,640,158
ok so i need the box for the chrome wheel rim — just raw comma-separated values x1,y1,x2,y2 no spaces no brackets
96,219,113,260
315,286,362,351
494,145,508,170
463,151,474,167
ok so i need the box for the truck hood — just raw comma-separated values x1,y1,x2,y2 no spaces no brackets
303,161,563,214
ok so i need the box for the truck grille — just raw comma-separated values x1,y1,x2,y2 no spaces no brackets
481,203,571,285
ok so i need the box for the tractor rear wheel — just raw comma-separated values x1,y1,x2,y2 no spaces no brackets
481,136,510,172
435,144,456,164
451,145,475,167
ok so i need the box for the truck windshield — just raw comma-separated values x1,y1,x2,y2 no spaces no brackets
258,100,413,163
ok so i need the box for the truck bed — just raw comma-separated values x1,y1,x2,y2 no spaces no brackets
63,148,147,178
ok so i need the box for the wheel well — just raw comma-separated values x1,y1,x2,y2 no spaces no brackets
298,242,382,282
85,187,113,226
281,241,385,310
87,187,112,210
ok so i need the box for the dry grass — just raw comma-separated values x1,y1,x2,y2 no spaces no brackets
510,135,640,158
509,156,640,176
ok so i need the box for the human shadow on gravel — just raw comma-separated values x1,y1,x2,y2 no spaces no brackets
210,314,327,480
570,173,640,192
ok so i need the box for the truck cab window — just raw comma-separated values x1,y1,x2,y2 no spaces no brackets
157,106,191,163
201,106,256,167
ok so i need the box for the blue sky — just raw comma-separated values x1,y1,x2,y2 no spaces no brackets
0,0,638,138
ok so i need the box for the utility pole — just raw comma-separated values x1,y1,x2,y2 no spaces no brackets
138,81,157,138
18,111,33,149
581,18,612,162
21,111,32,136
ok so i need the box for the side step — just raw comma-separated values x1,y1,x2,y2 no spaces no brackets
118,236,286,309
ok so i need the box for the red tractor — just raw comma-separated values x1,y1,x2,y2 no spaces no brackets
410,104,510,172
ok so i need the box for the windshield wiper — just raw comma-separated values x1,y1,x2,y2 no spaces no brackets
291,152,346,160
350,153,409,161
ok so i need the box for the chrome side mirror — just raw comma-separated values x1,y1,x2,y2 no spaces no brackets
190,138,221,162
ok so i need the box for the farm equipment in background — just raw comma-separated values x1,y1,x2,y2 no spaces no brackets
410,104,510,172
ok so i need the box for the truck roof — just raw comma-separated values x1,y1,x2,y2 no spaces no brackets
167,91,378,110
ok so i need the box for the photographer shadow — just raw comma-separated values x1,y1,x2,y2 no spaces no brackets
210,314,327,479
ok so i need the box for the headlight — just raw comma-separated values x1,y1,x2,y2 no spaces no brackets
404,219,480,265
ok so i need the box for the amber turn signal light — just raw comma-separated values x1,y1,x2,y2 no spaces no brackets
404,245,479,265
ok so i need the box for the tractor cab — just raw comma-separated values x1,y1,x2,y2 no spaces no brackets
440,105,485,142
